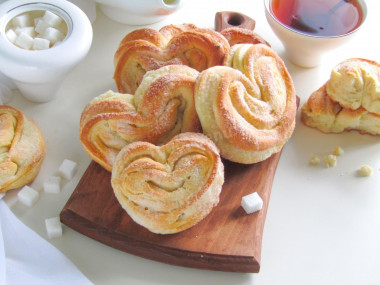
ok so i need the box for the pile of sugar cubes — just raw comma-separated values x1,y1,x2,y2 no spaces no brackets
17,159,78,239
5,10,67,50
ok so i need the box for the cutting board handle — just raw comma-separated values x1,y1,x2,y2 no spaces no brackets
215,11,256,32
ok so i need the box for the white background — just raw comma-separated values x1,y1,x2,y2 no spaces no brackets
3,0,380,284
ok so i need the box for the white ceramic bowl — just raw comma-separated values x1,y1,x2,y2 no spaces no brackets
0,0,93,102
264,0,367,68
94,0,182,25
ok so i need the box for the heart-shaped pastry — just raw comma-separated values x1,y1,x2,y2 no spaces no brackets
80,65,201,171
114,24,230,94
195,44,297,164
0,105,45,193
111,132,224,234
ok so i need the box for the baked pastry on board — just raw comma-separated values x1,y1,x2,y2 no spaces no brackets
111,132,224,234
114,24,229,94
0,105,45,193
80,65,201,171
195,43,297,164
301,58,380,135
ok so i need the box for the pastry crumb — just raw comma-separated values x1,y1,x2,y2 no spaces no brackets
309,155,321,166
333,145,344,156
324,154,337,168
359,165,373,177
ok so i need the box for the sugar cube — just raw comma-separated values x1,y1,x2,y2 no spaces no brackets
17,26,36,37
43,27,64,44
12,13,33,28
33,37,50,50
14,32,34,49
45,217,63,239
17,185,39,207
58,159,77,180
42,10,63,27
34,19,50,35
5,29,17,43
43,175,61,193
241,192,263,214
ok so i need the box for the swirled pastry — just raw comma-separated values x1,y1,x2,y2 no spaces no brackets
301,84,380,135
111,132,224,234
301,58,380,135
195,44,297,164
114,24,230,94
220,27,270,47
0,106,45,193
80,65,201,171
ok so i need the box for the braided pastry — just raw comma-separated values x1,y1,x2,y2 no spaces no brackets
111,132,224,234
80,65,201,171
195,44,297,164
301,58,380,135
0,106,45,193
114,24,230,94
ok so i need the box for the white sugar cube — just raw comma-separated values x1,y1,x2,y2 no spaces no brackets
17,185,39,207
34,19,50,35
45,217,63,239
42,10,63,28
241,192,263,214
58,159,77,180
43,27,64,44
43,175,61,193
12,13,33,28
33,37,50,50
17,26,36,37
5,29,17,43
14,32,34,49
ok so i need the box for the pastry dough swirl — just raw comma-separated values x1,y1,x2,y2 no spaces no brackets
195,44,297,164
114,24,230,94
0,106,45,193
80,65,201,171
111,132,224,234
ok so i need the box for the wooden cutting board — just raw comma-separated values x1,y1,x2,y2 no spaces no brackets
60,151,282,273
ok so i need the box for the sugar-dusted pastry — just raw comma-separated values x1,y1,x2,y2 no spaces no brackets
301,84,380,135
301,58,380,135
326,58,380,115
114,24,230,94
0,105,45,193
111,132,224,234
195,44,297,164
80,65,201,171
220,27,270,47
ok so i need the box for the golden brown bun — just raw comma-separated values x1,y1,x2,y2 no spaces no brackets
195,44,297,164
220,27,270,47
111,132,224,234
301,84,380,135
0,106,45,193
114,24,230,94
80,65,201,171
326,58,380,115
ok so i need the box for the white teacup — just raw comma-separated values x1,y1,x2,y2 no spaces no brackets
264,0,367,68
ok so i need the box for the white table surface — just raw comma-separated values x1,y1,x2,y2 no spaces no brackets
3,0,380,284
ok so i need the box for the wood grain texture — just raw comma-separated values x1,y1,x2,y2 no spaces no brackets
60,151,282,273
